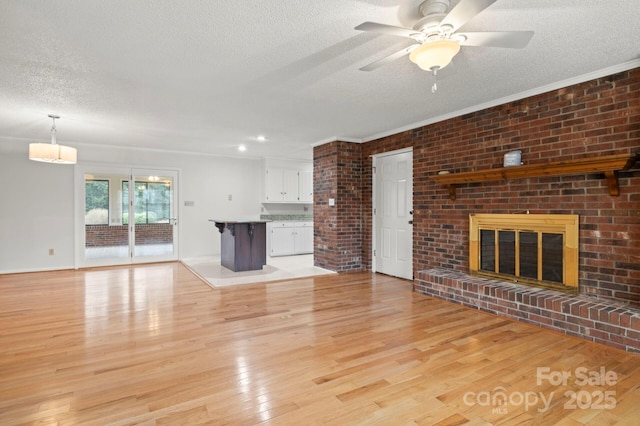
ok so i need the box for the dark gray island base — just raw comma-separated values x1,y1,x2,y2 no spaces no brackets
210,220,269,272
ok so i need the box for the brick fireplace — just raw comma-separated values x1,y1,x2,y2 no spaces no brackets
469,213,579,292
314,68,640,352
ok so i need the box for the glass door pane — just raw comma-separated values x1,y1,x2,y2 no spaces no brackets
131,169,177,262
81,167,132,266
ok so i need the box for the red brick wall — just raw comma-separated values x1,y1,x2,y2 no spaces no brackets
313,141,364,272
85,225,128,247
316,68,640,307
85,224,173,247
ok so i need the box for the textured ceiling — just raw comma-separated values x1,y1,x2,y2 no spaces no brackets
1,0,639,161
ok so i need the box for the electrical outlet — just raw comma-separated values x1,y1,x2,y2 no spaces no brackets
228,194,233,201
48,248,54,256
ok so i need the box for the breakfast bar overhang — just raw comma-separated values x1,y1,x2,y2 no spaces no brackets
210,220,269,272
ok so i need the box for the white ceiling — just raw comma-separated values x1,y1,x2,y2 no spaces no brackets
1,0,639,161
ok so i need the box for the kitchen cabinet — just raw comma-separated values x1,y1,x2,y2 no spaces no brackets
270,223,295,256
265,168,299,202
263,159,313,203
268,221,313,256
210,220,268,271
295,221,314,253
298,170,313,203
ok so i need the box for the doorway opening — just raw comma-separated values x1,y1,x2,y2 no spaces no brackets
76,165,179,267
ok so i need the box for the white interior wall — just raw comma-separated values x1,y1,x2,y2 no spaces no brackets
0,139,263,273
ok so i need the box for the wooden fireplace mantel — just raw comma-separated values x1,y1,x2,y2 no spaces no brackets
430,152,638,200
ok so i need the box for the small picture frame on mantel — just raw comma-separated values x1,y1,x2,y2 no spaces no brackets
504,150,522,167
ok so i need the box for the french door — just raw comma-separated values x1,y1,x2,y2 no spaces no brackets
372,149,413,280
76,165,179,267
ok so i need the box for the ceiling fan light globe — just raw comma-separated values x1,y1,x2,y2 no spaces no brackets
409,39,460,71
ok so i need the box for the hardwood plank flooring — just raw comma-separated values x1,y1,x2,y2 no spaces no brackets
1,263,639,425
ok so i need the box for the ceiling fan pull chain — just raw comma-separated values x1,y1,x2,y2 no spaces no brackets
431,68,439,93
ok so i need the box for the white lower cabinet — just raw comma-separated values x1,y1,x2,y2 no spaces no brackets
270,225,295,256
295,223,314,253
268,221,313,256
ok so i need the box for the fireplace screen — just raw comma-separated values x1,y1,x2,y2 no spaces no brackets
470,214,578,290
479,229,564,284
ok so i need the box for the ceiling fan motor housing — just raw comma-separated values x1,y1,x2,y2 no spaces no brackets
415,0,453,37
419,0,450,16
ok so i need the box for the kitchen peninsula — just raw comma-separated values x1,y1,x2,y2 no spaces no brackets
210,220,269,272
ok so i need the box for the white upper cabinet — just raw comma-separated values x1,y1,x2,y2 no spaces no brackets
263,159,313,204
298,170,313,203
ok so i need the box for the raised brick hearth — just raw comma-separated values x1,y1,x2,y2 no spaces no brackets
416,268,640,353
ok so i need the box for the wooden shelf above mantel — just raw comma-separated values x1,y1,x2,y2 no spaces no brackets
431,152,638,200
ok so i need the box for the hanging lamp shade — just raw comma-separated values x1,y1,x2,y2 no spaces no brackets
409,39,461,71
29,143,77,164
29,115,77,164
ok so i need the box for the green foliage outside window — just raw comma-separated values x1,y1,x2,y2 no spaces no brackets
85,180,109,225
122,181,171,224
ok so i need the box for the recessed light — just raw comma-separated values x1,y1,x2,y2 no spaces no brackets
256,135,267,142
238,145,247,152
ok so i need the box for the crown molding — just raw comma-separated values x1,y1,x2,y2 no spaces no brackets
360,60,640,143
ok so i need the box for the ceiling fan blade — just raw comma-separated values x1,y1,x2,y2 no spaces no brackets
457,31,534,49
441,0,498,32
355,21,421,39
359,44,420,72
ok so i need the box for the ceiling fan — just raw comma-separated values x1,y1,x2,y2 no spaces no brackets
355,0,534,91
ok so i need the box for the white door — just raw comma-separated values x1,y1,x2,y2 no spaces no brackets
373,150,413,280
76,165,179,267
130,169,178,262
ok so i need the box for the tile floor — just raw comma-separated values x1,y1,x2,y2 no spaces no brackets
181,254,335,287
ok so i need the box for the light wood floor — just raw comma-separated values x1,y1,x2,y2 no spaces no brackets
1,263,639,425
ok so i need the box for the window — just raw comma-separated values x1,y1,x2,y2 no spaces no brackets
122,180,171,224
470,214,578,291
85,179,109,225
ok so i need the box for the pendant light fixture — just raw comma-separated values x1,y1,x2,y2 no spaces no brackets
28,114,77,164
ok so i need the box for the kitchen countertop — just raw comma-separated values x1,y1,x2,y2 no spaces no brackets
260,215,313,221
209,219,271,224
